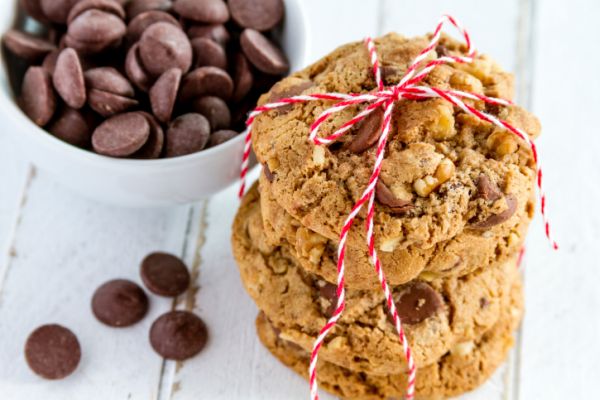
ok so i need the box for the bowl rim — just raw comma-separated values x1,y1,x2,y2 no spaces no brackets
0,0,311,170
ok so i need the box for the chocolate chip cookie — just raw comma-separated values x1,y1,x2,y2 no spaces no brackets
251,33,540,253
256,278,523,399
232,184,518,375
259,172,533,290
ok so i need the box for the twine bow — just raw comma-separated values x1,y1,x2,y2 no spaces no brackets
239,14,557,400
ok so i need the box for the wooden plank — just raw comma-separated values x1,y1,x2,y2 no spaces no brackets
0,168,198,399
518,0,600,398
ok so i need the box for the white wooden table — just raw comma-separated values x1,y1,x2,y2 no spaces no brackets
1,1,597,399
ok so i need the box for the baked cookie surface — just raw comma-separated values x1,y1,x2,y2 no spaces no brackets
259,172,532,289
256,279,523,400
232,183,519,375
251,33,540,253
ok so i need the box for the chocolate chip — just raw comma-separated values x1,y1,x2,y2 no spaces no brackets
394,282,443,325
19,67,56,127
92,112,151,156
2,30,56,63
149,311,208,360
134,112,165,159
319,282,338,317
88,89,138,117
209,129,238,147
25,324,81,380
192,96,231,130
126,0,173,19
380,65,400,85
263,163,275,182
240,29,289,75
435,44,449,57
49,107,93,148
267,80,314,114
150,68,182,123
92,279,149,327
67,0,126,24
187,24,229,46
53,48,87,109
191,37,227,69
126,10,181,44
165,113,211,157
471,195,518,229
40,0,79,24
66,10,127,54
480,297,489,309
346,108,384,153
85,67,135,97
139,22,192,77
125,42,152,91
172,0,229,23
375,181,413,214
232,52,254,102
180,66,233,100
475,174,502,201
20,0,49,23
140,252,190,297
229,0,284,31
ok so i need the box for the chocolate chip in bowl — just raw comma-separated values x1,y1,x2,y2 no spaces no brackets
0,0,308,206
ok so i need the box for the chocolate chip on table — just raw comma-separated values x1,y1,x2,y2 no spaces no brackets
150,68,182,123
172,0,229,24
19,67,56,127
2,30,56,62
140,252,191,297
92,112,150,157
92,279,149,327
232,52,254,102
138,22,192,77
375,181,413,214
475,174,502,201
192,96,231,130
191,37,227,69
126,10,181,44
52,48,86,109
25,324,81,380
209,129,238,147
187,24,230,46
67,0,126,24
240,29,289,75
346,108,384,153
40,0,79,24
149,311,208,360
165,113,211,157
134,112,165,159
471,195,518,229
66,10,127,54
394,282,443,325
49,107,93,148
180,66,234,100
126,0,173,19
229,0,284,31
125,43,152,92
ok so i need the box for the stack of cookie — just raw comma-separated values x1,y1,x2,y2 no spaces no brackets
232,32,540,399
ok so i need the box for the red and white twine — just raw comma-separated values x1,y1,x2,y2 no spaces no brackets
239,14,557,400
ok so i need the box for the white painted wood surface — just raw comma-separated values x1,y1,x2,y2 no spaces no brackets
0,0,594,399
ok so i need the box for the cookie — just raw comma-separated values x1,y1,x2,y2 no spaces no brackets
259,172,533,289
250,33,540,253
256,279,523,400
232,184,518,375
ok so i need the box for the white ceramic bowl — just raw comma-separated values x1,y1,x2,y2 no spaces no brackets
0,0,309,207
